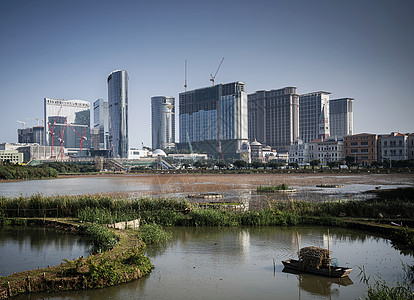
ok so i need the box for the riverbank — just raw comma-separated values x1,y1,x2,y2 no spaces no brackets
0,219,153,299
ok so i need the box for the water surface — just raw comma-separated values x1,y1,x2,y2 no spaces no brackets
19,226,413,300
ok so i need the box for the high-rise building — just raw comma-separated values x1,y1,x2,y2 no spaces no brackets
329,98,353,138
248,87,299,152
179,82,248,159
93,99,109,150
44,98,90,156
107,70,128,158
151,96,175,150
299,91,330,143
18,126,44,144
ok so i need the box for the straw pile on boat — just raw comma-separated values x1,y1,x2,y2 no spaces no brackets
298,246,330,270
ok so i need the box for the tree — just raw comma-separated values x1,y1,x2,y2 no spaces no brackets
345,156,357,167
289,162,299,169
233,160,247,169
251,160,264,169
310,159,320,170
327,161,340,169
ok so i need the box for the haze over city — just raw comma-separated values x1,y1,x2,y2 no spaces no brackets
1,0,413,148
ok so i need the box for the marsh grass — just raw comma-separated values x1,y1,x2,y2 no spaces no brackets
138,223,172,244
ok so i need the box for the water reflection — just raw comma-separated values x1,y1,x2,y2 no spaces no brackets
282,268,353,297
14,226,413,300
0,227,92,276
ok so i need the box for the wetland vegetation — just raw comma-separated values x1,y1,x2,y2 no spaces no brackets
0,186,413,299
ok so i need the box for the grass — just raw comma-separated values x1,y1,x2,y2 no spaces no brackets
138,223,172,244
257,183,291,192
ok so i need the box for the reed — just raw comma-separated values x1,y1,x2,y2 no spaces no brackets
139,223,172,244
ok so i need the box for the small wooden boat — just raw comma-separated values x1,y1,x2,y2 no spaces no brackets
282,259,353,278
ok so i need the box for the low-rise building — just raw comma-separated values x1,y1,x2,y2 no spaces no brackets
289,139,310,165
0,150,24,164
381,132,408,161
408,134,414,160
344,133,378,166
309,137,344,165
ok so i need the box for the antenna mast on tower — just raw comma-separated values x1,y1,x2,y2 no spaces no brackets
184,60,188,92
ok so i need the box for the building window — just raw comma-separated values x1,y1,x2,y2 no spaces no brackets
361,149,369,153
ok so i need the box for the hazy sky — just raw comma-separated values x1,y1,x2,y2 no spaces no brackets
1,0,413,148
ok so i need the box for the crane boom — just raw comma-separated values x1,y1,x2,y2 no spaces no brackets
210,57,224,86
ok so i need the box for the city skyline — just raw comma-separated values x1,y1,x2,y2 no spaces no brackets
1,0,413,148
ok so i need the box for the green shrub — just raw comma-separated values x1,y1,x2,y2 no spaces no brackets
139,223,172,244
78,223,119,252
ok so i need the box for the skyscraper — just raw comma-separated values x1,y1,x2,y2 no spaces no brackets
93,99,109,150
151,96,175,150
299,91,330,143
44,98,90,156
248,87,299,152
179,82,248,159
329,98,353,138
107,70,128,158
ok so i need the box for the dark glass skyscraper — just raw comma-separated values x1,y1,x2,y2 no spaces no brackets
107,70,128,158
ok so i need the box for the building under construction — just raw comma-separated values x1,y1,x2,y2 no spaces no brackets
178,82,248,160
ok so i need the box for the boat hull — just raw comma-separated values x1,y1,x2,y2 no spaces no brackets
282,259,352,278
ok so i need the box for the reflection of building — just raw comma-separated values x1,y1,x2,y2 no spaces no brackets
381,132,408,161
44,98,91,157
93,99,109,150
151,96,175,150
329,98,353,138
18,126,44,144
178,82,248,159
108,70,129,158
248,87,299,152
299,92,330,143
344,133,378,165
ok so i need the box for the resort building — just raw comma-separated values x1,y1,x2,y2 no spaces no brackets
178,81,248,159
248,87,299,152
408,134,414,160
329,98,353,138
299,91,330,143
108,70,129,158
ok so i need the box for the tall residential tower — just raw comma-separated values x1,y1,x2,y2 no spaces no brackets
151,96,175,150
107,70,128,158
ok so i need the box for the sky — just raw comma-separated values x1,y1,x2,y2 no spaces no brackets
1,0,413,148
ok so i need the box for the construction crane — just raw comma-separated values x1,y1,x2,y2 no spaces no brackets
17,120,26,128
210,57,224,86
26,118,44,126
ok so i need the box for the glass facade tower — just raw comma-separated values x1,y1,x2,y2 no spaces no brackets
329,98,353,138
107,70,128,158
93,99,109,150
151,96,175,150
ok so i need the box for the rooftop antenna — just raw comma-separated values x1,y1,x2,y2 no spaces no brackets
184,60,188,92
210,57,224,86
